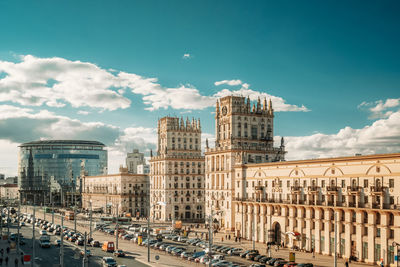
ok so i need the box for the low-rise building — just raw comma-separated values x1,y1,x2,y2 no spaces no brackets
0,184,19,202
82,167,149,217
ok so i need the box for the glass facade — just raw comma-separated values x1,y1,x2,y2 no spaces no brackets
18,140,107,205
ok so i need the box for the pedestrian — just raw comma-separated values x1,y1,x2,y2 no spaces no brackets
5,256,7,266
345,260,349,267
14,258,17,267
228,234,231,240
5,247,9,254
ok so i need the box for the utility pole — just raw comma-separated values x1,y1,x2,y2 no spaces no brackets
44,205,46,221
334,211,337,267
17,203,21,255
89,200,92,240
52,203,54,224
32,206,35,267
7,206,10,239
82,231,87,267
60,216,64,267
74,205,77,233
0,210,3,236
115,204,119,250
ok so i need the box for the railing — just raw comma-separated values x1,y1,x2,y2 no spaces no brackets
327,186,338,192
370,186,384,193
347,186,361,192
308,186,319,192
255,186,264,190
291,186,301,192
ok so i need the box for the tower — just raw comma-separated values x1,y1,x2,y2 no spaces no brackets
149,116,205,222
205,95,286,231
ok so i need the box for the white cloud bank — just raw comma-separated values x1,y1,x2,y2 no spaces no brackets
285,108,400,160
0,55,309,112
358,98,400,119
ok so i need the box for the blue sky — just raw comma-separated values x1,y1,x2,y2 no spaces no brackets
0,0,400,176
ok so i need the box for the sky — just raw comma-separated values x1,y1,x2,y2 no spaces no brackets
0,0,400,177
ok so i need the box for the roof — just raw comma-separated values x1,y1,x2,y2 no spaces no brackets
19,140,105,147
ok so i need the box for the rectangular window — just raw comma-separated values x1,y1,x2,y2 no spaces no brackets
364,179,368,188
362,242,368,260
321,180,325,187
341,180,345,188
389,179,394,188
287,181,290,187
374,244,381,262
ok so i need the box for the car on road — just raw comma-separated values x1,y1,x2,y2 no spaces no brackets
80,249,91,257
102,241,115,253
102,257,117,267
75,239,84,246
39,230,48,235
297,264,313,267
54,239,61,246
113,249,125,257
91,240,100,247
20,222,25,226
39,239,51,248
240,249,259,258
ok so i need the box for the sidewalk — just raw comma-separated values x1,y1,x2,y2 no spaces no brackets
0,238,25,266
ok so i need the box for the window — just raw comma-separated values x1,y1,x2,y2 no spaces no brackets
287,181,290,187
389,179,394,188
321,180,325,188
341,180,345,188
364,179,368,188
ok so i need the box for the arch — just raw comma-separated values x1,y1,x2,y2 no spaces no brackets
366,163,392,175
323,166,344,176
289,167,306,177
271,221,282,245
254,169,268,178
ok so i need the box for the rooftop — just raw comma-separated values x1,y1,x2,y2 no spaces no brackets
19,140,105,147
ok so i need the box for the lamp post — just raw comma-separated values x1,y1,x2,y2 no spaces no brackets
89,200,92,240
148,201,166,262
392,242,400,267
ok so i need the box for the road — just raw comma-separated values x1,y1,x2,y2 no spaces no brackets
3,216,148,267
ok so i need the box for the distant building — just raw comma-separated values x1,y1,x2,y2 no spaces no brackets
137,164,150,174
0,174,4,180
0,184,19,202
82,167,149,217
18,140,107,206
126,149,146,174
150,116,205,222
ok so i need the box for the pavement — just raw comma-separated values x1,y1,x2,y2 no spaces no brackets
22,206,379,267
0,238,24,266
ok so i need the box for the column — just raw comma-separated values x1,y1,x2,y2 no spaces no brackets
344,210,352,259
315,209,322,254
298,208,305,249
260,205,266,243
381,213,388,266
325,209,332,255
247,205,253,240
356,211,363,262
367,212,376,264
254,205,259,242
306,208,312,251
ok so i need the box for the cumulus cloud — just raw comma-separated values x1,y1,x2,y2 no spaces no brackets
0,55,131,111
358,98,400,119
182,53,192,59
214,88,309,112
77,110,90,115
215,79,243,86
284,110,400,160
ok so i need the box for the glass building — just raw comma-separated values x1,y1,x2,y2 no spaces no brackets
18,140,107,205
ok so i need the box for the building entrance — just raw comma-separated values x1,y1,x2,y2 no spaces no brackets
273,222,281,244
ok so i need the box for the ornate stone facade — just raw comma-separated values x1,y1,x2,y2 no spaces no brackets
149,116,205,222
205,95,285,230
233,153,400,265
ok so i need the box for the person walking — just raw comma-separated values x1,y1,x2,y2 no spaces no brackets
0,257,3,265
14,258,17,267
345,260,349,267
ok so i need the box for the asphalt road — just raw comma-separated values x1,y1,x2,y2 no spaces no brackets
4,219,148,267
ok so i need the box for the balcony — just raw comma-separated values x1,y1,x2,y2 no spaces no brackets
326,186,338,194
255,186,264,191
308,186,319,193
370,186,385,195
347,186,361,194
291,186,301,193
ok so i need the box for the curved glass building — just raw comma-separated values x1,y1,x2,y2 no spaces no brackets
18,140,107,205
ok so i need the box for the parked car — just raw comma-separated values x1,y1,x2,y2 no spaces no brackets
91,240,100,247
54,239,61,246
297,264,313,267
240,249,259,258
113,250,125,257
102,257,117,267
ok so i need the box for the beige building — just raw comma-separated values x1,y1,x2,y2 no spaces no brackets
234,153,400,266
0,184,19,201
205,96,285,230
150,116,205,222
82,168,149,217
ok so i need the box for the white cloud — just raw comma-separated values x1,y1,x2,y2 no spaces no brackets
214,88,309,112
0,139,19,177
183,53,192,59
284,110,400,160
358,98,400,119
0,55,131,111
77,110,90,115
214,79,243,86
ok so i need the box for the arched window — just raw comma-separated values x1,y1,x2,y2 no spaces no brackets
185,205,191,210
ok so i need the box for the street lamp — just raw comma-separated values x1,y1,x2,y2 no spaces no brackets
148,201,166,262
392,242,400,267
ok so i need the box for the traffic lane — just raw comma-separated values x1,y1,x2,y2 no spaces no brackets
89,245,148,267
15,223,88,267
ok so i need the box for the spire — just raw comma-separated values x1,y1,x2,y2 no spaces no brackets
268,98,274,116
197,118,201,129
257,97,261,112
216,100,220,115
247,96,250,112
150,149,153,157
180,117,184,129
263,98,267,111
281,137,285,147
206,138,209,149
252,103,256,113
